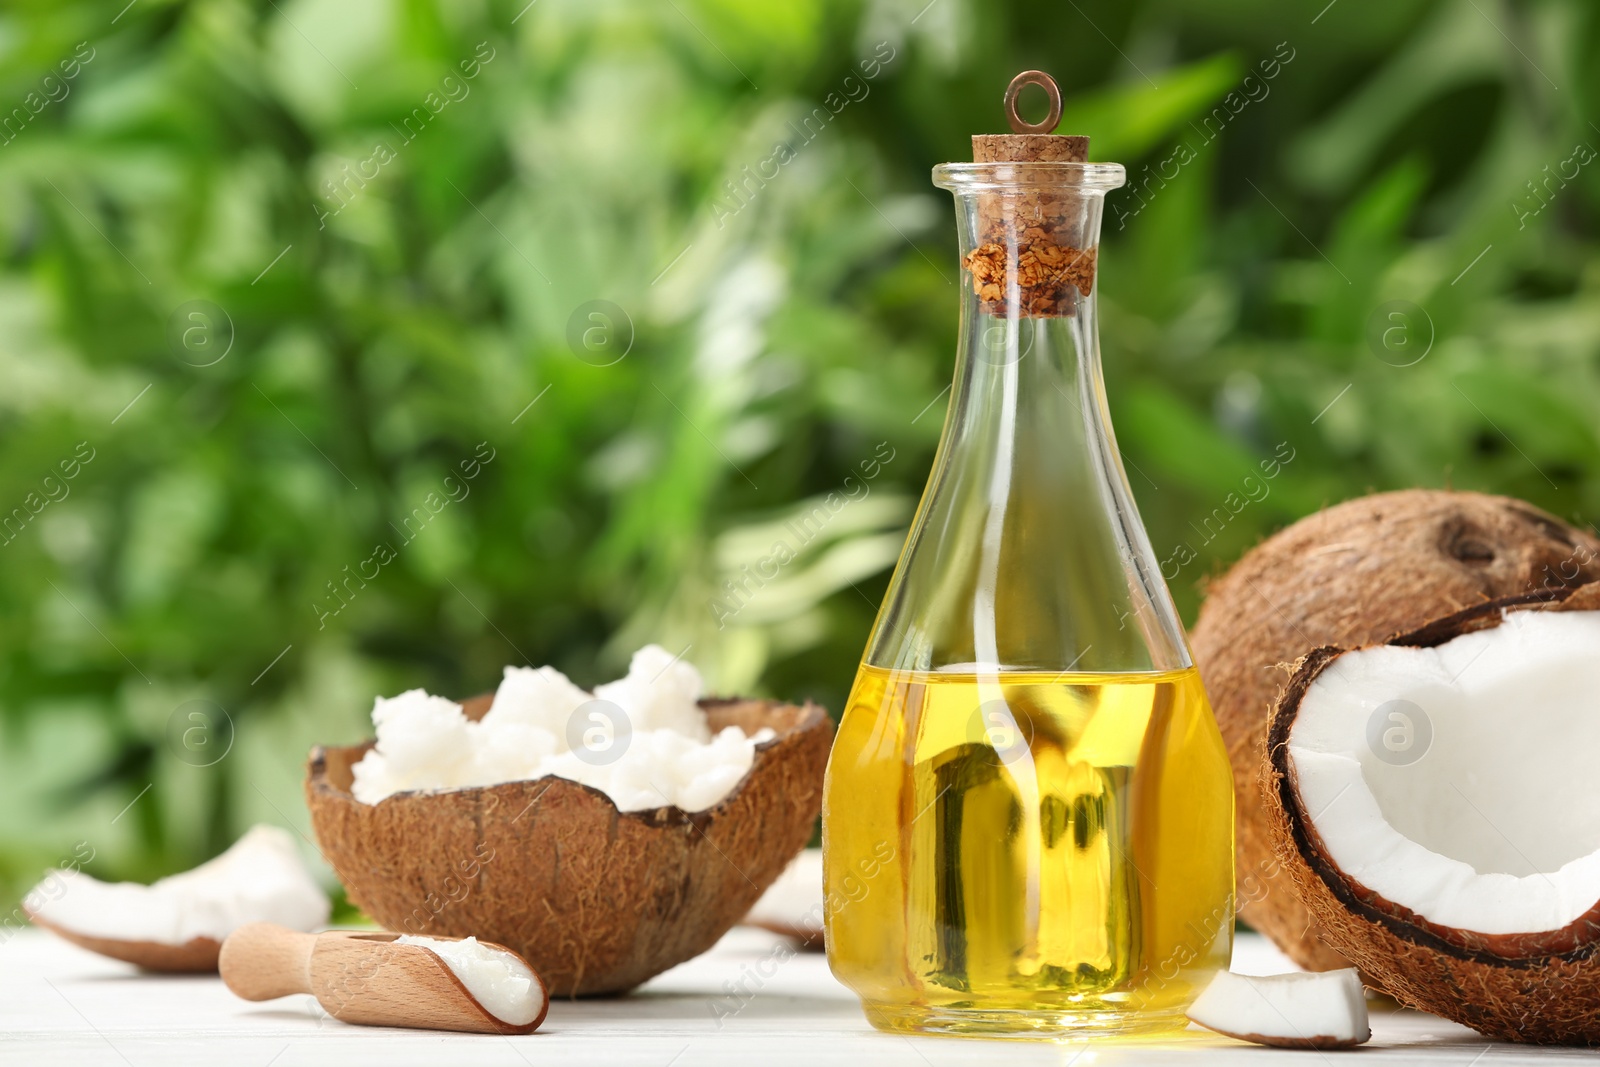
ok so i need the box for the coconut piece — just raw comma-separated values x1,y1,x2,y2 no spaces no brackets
307,695,831,996
23,918,226,973
742,848,823,949
1266,583,1600,1045
24,825,329,973
1192,489,1600,970
1188,968,1369,1048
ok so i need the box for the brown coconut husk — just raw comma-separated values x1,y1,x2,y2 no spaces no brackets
306,696,831,997
1265,583,1600,1045
25,910,222,972
1192,490,1600,970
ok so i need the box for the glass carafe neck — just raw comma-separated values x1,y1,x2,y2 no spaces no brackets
863,162,1189,676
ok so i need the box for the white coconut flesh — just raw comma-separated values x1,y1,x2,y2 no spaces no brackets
1288,608,1600,936
27,825,329,945
1188,969,1369,1047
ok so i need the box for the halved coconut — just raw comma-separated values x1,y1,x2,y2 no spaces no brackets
1195,490,1600,972
307,695,831,997
1266,583,1600,1045
1188,968,1369,1049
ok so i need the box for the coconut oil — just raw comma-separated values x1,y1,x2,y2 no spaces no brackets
396,935,544,1027
825,665,1231,1035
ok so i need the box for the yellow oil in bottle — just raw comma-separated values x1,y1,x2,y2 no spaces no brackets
823,663,1233,1037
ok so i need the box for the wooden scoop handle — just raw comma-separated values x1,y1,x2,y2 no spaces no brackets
219,922,316,1001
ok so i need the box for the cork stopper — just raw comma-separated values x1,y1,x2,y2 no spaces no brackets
971,70,1088,163
962,70,1097,318
972,134,1089,163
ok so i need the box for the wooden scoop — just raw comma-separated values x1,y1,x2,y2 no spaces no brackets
220,923,547,1034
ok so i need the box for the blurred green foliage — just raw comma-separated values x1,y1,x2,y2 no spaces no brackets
2,0,1599,906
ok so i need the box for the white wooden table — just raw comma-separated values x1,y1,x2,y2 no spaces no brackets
2,927,1588,1065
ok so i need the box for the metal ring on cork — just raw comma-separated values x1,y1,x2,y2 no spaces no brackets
1003,70,1062,135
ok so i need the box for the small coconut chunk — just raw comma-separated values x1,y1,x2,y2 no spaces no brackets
26,825,328,946
483,665,591,730
536,724,774,812
1188,968,1369,1049
593,644,709,739
351,689,477,800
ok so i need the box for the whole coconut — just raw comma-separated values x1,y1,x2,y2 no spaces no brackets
1191,489,1600,970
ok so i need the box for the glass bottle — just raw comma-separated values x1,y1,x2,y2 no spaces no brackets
822,78,1234,1039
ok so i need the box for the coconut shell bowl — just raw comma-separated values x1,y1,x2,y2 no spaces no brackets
307,695,832,997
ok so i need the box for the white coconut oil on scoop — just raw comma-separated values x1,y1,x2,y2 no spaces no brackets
351,645,774,812
395,935,544,1026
